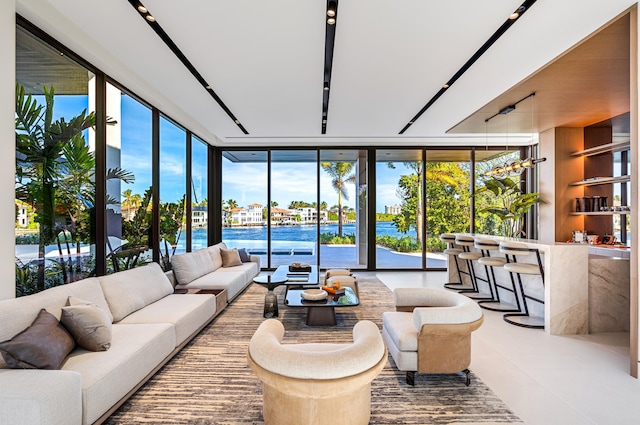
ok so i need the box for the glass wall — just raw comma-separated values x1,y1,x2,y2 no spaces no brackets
474,150,523,237
15,26,96,295
191,136,209,251
270,150,318,268
105,85,153,273
375,150,423,269
221,151,268,264
159,116,187,269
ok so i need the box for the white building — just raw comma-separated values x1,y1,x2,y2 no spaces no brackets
385,205,402,215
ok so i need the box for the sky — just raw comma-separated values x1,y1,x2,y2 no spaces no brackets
45,93,411,213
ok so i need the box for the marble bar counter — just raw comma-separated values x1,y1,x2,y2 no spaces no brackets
588,254,630,333
448,234,589,335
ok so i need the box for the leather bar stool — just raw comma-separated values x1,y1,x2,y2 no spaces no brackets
499,241,545,329
454,235,492,300
441,234,473,292
474,238,521,312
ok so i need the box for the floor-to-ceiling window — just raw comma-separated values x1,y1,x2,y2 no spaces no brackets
375,150,423,269
105,83,153,274
270,150,318,268
159,116,187,269
191,136,209,251
320,149,367,270
221,150,268,264
15,25,96,295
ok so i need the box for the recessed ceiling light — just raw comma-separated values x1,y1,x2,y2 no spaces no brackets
327,9,336,17
137,5,148,13
327,18,336,25
443,84,449,89
322,119,327,124
510,6,525,20
234,120,240,125
205,85,211,89
323,86,329,91
146,15,156,22
408,121,414,125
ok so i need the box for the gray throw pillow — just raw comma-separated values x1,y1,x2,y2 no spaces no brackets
238,248,250,263
0,309,75,370
61,297,112,352
220,247,242,267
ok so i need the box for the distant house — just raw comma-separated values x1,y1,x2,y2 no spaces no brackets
270,207,294,224
296,207,327,224
385,205,402,215
15,201,28,227
231,203,263,225
192,206,208,228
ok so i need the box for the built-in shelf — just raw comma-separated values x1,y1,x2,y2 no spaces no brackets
571,140,630,157
570,175,631,186
570,211,631,216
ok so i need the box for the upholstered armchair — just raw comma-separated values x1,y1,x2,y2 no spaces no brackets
247,319,386,425
382,288,483,385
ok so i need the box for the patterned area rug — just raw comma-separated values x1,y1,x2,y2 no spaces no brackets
105,277,522,424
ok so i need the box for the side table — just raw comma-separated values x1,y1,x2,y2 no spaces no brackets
253,275,288,318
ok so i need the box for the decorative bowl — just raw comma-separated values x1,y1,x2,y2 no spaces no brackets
301,289,327,301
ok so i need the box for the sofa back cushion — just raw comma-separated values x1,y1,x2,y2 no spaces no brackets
0,277,111,344
98,262,173,322
171,248,217,285
207,242,227,270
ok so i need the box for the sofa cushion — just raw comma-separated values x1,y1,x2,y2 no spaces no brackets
171,248,217,285
98,262,174,322
215,261,260,286
61,298,112,352
0,277,112,344
0,309,75,370
382,311,418,351
118,294,217,345
220,247,242,267
207,242,227,270
62,323,175,425
238,248,251,262
175,271,247,301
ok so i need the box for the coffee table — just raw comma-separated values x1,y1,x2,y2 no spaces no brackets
284,287,359,326
253,265,320,318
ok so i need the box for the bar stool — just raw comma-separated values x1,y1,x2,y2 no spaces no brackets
474,238,521,313
441,234,473,292
499,241,545,329
454,235,492,300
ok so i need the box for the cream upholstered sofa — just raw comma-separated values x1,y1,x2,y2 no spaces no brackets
382,288,483,386
247,319,387,425
167,242,260,302
0,262,220,425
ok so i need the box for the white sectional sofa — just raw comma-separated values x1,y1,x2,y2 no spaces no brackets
167,242,260,302
0,262,220,425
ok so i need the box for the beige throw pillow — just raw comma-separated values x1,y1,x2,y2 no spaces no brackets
61,297,112,351
0,309,75,370
220,247,242,267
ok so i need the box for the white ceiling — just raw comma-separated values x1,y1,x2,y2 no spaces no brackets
15,0,637,147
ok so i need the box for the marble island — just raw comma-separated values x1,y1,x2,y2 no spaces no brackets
447,234,629,335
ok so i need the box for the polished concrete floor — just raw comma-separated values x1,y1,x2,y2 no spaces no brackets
375,271,638,425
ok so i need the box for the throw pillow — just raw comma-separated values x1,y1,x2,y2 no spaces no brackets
0,309,75,370
238,248,251,263
220,247,242,267
61,297,112,351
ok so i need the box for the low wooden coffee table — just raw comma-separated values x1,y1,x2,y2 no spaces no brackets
284,287,359,326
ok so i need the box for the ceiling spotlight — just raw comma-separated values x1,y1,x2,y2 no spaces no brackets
322,119,327,124
205,85,212,89
327,9,336,17
327,17,336,25
408,121,414,125
146,15,156,22
510,6,526,20
234,120,240,125
323,86,329,91
137,5,148,13
443,84,450,89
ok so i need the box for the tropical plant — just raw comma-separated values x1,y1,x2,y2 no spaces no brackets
475,176,544,238
15,84,96,290
321,161,356,237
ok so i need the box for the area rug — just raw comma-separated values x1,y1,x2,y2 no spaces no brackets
105,276,523,425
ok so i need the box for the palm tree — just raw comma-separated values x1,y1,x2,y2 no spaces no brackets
321,162,356,237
